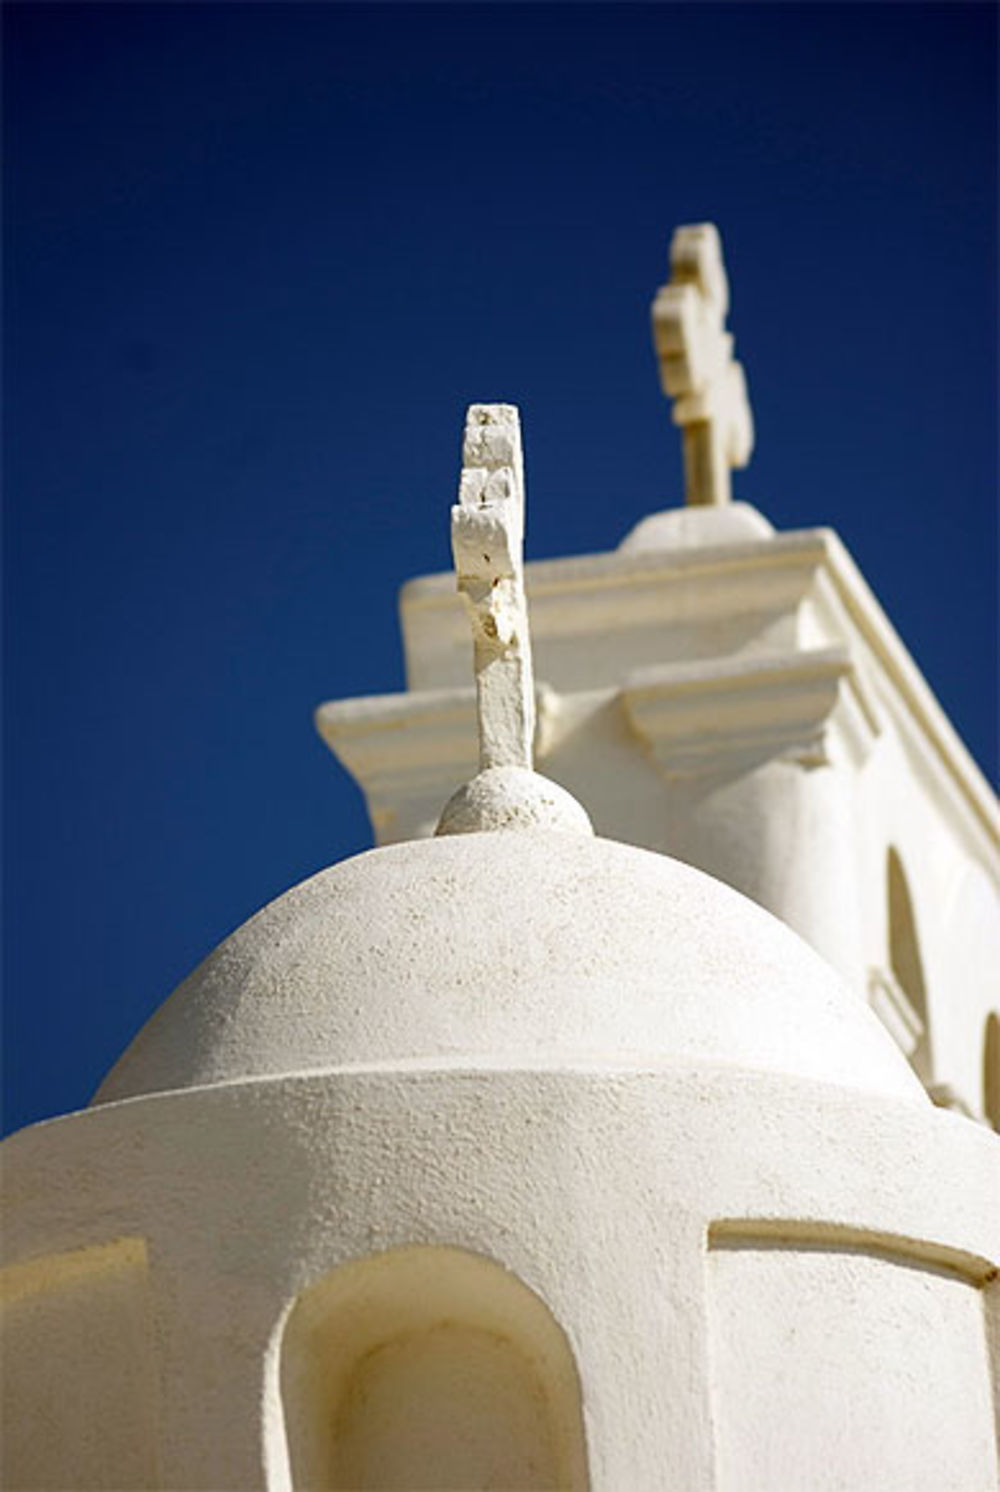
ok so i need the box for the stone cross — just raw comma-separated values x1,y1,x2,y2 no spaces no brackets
651,223,754,506
451,403,535,772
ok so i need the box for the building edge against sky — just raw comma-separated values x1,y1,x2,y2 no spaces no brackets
320,223,1000,1128
2,227,998,1489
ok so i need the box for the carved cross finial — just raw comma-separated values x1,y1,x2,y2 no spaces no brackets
451,403,535,772
651,223,754,506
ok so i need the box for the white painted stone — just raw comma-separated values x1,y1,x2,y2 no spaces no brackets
436,763,593,838
4,223,998,1491
26,812,999,1491
1,1239,159,1490
437,401,593,840
3,1057,996,1489
708,1225,997,1490
93,831,920,1108
312,226,998,1123
451,403,534,775
281,1245,589,1489
618,499,773,552
651,223,754,506
320,513,999,1117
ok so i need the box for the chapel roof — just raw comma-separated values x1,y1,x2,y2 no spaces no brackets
93,828,924,1108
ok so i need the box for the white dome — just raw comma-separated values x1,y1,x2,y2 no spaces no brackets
94,832,923,1106
618,500,774,552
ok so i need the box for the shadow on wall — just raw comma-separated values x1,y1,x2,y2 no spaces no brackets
984,1013,1000,1132
280,1245,590,1491
887,847,931,1085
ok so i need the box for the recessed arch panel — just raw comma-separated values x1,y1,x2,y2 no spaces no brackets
887,847,932,1082
280,1245,589,1491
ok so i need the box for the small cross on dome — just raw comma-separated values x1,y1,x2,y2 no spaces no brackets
450,404,535,774
436,403,593,837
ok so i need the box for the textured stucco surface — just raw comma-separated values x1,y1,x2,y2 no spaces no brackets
319,504,1000,1120
3,1066,997,1489
281,1245,589,1489
436,764,594,837
93,830,923,1107
5,806,995,1489
0,1238,159,1490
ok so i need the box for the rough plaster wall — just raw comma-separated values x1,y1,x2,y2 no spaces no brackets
351,516,1000,1120
937,861,1000,1118
708,1240,998,1490
4,1063,996,1489
93,832,921,1109
0,1238,158,1491
858,721,1000,1117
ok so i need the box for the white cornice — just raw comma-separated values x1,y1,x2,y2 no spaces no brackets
814,531,997,850
400,532,827,690
401,528,827,605
315,647,880,839
316,687,478,803
621,647,880,779
397,525,997,852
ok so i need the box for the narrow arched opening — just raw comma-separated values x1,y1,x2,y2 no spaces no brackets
983,1013,1000,1130
887,848,932,1085
280,1246,589,1491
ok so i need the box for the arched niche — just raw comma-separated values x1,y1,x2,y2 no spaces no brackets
0,1237,158,1490
984,1013,1000,1131
887,847,932,1084
280,1245,589,1491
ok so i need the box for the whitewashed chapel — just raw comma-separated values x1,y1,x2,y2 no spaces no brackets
3,225,998,1491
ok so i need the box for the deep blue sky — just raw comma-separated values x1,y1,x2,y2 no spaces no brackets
4,3,996,1136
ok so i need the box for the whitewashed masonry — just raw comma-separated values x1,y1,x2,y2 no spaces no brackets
2,225,997,1492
